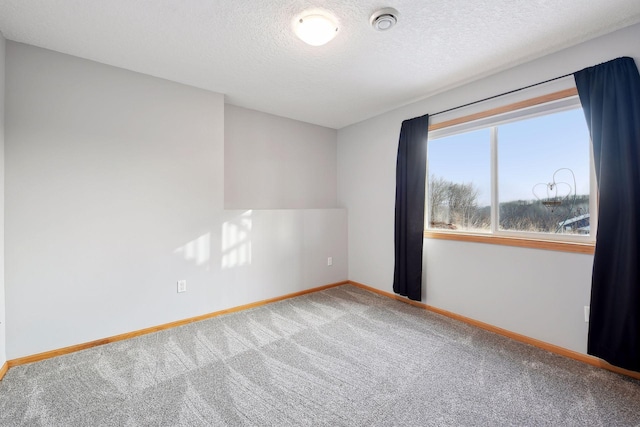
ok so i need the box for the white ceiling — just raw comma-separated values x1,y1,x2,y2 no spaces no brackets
1,1,640,129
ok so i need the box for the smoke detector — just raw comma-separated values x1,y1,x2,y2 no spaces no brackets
370,8,399,31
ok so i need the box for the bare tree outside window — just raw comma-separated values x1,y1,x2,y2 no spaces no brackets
428,175,490,231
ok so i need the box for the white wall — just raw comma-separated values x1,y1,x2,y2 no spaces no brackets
0,32,6,368
5,42,347,359
217,209,347,309
225,105,337,209
338,23,640,354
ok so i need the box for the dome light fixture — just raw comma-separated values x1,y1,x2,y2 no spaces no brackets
294,12,339,46
370,7,399,31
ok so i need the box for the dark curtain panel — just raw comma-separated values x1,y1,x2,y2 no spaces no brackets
574,57,640,372
393,114,429,301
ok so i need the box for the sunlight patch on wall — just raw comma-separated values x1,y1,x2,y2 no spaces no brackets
174,233,211,267
222,210,252,269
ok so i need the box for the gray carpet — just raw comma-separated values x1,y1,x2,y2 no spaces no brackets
1,285,639,426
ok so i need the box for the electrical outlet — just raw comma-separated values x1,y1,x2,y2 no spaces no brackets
584,306,590,323
327,257,333,266
177,280,187,293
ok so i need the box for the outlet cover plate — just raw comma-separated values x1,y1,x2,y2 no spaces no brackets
177,280,187,293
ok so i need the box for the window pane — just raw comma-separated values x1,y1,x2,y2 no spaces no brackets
428,129,491,232
497,108,591,235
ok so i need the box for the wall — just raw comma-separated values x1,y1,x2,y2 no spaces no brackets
217,209,347,309
337,23,640,354
225,105,337,209
0,32,6,369
5,42,346,359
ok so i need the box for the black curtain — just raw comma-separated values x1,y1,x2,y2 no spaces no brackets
393,114,430,301
574,57,640,372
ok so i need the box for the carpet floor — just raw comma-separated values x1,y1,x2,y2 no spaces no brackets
0,285,639,426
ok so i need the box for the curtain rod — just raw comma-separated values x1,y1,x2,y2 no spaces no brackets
430,72,575,118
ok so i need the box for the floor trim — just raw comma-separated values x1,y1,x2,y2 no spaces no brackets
6,281,348,370
0,361,8,381
7,279,638,381
348,280,640,381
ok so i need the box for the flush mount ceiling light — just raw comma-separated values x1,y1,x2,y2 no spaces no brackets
294,12,339,46
370,7,399,31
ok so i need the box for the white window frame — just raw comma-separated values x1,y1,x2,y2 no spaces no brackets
425,86,597,253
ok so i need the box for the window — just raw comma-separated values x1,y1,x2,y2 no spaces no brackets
428,128,491,233
426,89,596,250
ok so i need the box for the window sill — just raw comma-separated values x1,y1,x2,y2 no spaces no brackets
423,230,595,254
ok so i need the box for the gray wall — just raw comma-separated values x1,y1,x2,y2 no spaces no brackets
338,23,640,354
5,42,346,359
225,105,337,209
0,32,6,368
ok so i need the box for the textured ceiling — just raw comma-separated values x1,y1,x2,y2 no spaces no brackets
1,1,640,129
